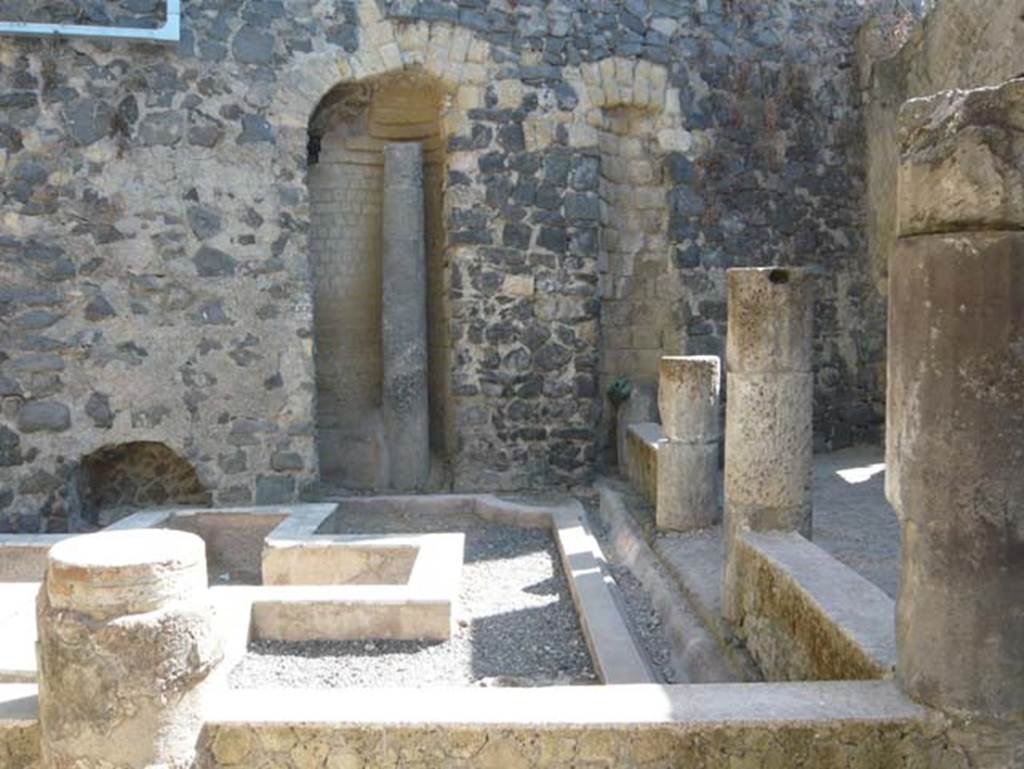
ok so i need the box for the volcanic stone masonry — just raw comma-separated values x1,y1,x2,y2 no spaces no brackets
0,0,880,529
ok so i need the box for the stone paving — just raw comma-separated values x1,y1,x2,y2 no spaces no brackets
812,445,900,598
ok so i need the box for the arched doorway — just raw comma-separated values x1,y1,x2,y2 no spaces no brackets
307,70,452,491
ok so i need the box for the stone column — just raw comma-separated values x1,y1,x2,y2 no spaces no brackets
722,266,813,622
36,529,221,768
888,81,1024,716
382,141,430,490
656,355,721,531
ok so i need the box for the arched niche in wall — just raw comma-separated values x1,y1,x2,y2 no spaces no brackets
578,58,684,466
77,441,209,527
307,70,452,491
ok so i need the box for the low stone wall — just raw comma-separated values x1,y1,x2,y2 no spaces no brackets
623,423,661,506
195,682,943,769
731,531,895,681
9,678,1023,768
0,535,66,581
0,685,41,769
0,724,37,769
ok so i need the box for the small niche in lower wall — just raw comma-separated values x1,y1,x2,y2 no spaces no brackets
77,441,209,526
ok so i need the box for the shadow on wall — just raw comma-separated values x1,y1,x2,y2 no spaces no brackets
76,441,210,528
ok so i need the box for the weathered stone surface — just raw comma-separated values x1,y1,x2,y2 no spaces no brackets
0,425,23,467
732,531,896,682
898,79,1024,236
658,356,720,442
381,142,430,491
83,294,115,321
194,246,237,277
270,451,304,472
623,423,659,507
63,98,113,146
860,0,1024,450
84,392,114,429
232,26,276,65
656,440,719,532
138,110,186,146
256,474,295,504
615,379,657,474
191,681,968,768
655,355,721,532
888,230,1024,716
723,268,813,623
16,402,70,433
37,530,221,768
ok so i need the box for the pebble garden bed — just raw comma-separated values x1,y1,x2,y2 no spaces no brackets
229,513,597,688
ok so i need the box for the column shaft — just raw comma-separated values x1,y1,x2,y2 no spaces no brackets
722,267,813,621
382,142,430,490
36,529,220,768
656,355,721,531
890,81,1024,715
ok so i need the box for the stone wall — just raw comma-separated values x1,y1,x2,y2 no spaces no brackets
1,0,882,526
0,720,37,769
858,0,1024,313
199,721,945,769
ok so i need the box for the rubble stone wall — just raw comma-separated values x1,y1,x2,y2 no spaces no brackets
196,719,957,769
1,0,881,527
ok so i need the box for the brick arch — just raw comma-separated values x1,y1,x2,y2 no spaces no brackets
268,3,498,143
579,57,671,112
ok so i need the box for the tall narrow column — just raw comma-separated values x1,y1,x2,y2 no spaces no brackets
722,266,813,622
36,530,221,768
656,355,721,531
889,81,1024,715
382,142,429,490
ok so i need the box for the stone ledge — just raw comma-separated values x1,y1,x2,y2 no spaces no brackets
734,531,896,681
203,679,926,726
594,479,756,684
0,681,944,769
0,535,69,582
0,584,39,683
624,422,661,505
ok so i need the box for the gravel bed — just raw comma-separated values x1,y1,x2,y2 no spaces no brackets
582,496,680,684
229,512,597,688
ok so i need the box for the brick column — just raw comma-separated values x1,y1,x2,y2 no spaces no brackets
382,142,430,490
36,529,221,768
722,267,813,622
889,80,1024,715
656,355,721,531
